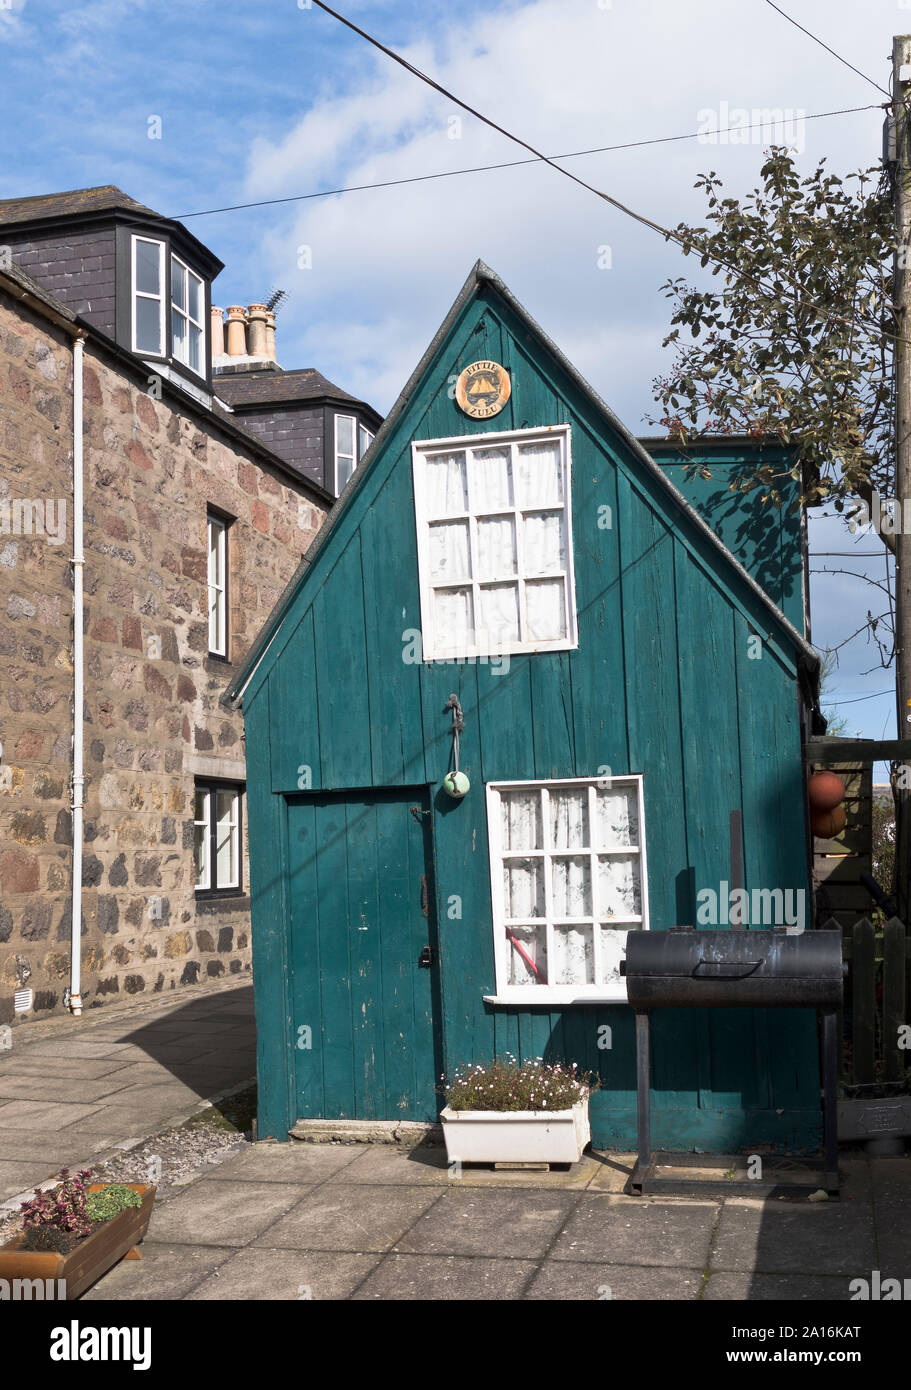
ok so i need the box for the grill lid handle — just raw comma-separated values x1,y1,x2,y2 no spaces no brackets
693,958,764,979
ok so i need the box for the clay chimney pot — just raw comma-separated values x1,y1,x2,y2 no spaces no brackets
225,305,247,357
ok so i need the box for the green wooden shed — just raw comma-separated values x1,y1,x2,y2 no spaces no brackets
226,261,824,1153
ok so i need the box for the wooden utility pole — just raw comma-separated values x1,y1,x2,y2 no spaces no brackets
892,36,911,921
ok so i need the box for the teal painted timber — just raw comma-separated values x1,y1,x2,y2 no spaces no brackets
242,273,820,1152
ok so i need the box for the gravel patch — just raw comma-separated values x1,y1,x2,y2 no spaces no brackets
0,1099,254,1246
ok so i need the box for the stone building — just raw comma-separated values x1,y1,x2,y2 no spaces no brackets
0,186,379,1027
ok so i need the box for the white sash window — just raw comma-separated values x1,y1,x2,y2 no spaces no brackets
412,425,577,660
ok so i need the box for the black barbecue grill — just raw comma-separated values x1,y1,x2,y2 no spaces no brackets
619,927,844,1197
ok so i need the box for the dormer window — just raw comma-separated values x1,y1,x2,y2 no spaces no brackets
130,233,206,378
131,236,166,355
334,414,376,493
171,255,205,376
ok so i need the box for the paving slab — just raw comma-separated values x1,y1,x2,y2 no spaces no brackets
0,1099,104,1129
0,1073,139,1103
205,1141,368,1184
329,1143,452,1185
352,1253,537,1300
82,1243,233,1301
524,1260,703,1300
187,1248,383,1301
250,1183,443,1253
148,1179,303,1248
704,1271,855,1300
550,1194,719,1267
397,1189,580,1259
711,1197,878,1276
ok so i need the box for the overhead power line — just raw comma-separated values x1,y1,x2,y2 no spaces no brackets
763,1,891,100
174,103,879,221
824,689,894,706
306,1,895,348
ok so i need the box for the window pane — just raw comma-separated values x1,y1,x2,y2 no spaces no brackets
337,453,355,491
171,257,186,310
215,790,238,888
194,821,209,889
500,790,542,851
525,578,566,641
171,307,187,361
358,425,374,459
336,415,355,456
135,239,161,295
549,788,589,849
552,856,591,917
428,520,470,582
470,447,512,511
553,925,593,985
503,858,544,919
597,854,641,919
476,515,516,579
135,296,162,353
187,271,202,322
189,323,202,374
523,511,565,575
600,926,628,988
505,925,547,986
433,587,473,648
594,785,639,848
477,583,519,647
425,452,468,516
515,439,563,507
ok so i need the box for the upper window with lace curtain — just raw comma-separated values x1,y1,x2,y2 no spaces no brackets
411,425,578,660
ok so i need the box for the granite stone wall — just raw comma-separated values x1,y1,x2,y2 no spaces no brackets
0,288,327,1026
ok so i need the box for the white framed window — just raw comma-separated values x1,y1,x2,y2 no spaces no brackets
486,775,648,1004
335,414,357,492
412,425,578,661
194,782,242,894
358,423,375,459
207,513,227,656
131,235,166,355
170,254,205,377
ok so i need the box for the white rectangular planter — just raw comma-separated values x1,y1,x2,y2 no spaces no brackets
440,1097,591,1165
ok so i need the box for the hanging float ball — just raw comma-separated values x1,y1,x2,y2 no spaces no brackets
807,771,846,812
443,770,470,799
811,805,847,839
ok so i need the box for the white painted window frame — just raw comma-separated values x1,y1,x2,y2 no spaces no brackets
485,774,649,1005
170,253,205,378
358,423,375,460
131,234,166,356
207,513,227,657
334,413,357,494
214,787,241,890
411,424,578,661
193,788,211,890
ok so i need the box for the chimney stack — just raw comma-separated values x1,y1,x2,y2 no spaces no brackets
210,306,225,358
225,305,247,356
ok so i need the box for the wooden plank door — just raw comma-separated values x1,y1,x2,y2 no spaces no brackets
287,788,442,1123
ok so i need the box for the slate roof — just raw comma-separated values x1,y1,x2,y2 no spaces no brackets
0,185,160,227
215,367,378,416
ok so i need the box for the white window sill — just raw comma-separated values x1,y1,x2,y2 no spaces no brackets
483,992,629,1007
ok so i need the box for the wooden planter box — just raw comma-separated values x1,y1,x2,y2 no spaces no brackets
0,1183,156,1300
441,1097,591,1165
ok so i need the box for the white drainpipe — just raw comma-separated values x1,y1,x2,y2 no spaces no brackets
70,333,86,1016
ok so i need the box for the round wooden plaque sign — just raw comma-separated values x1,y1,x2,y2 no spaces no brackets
455,360,511,419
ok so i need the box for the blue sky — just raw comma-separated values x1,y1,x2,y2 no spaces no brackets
0,0,901,753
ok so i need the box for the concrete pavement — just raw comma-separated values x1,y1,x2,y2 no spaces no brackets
83,1141,908,1301
0,979,255,1204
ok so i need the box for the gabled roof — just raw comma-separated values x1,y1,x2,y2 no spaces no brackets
224,260,820,710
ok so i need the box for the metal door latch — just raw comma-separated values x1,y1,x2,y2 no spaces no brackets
418,946,437,968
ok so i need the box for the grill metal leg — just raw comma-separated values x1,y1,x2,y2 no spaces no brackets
630,1010,651,1192
822,1009,839,1194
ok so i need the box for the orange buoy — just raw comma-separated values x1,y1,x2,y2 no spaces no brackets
811,805,847,838
808,771,846,812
